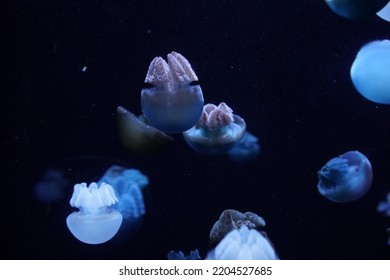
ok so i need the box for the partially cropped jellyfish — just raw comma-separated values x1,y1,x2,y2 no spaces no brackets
116,106,173,153
33,168,69,203
377,192,390,217
66,182,123,244
377,1,390,22
323,0,388,19
183,102,246,155
207,209,277,260
167,249,201,260
227,131,260,164
141,51,204,133
97,165,149,220
351,40,390,104
206,226,279,260
317,151,373,203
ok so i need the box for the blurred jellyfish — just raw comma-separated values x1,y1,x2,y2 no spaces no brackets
183,102,246,155
323,0,388,19
116,106,173,153
167,249,201,260
351,40,390,104
66,182,123,245
97,165,149,220
377,192,390,216
227,131,260,164
141,51,204,134
206,226,278,260
33,168,69,203
317,151,373,203
377,1,390,22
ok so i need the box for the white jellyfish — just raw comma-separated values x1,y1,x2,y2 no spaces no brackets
206,225,279,260
350,40,390,104
66,182,123,245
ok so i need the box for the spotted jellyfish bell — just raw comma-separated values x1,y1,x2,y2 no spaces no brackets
66,182,123,244
141,51,204,134
183,102,246,155
317,151,373,203
351,40,390,105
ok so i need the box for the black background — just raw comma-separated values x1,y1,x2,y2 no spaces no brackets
4,0,390,259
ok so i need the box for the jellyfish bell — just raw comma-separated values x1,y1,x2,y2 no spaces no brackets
183,102,246,155
141,51,204,134
350,40,390,105
66,182,123,244
317,151,373,203
377,1,390,22
324,0,389,20
227,131,260,164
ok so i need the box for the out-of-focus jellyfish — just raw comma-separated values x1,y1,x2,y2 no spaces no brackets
206,226,279,260
377,1,390,21
351,40,390,105
209,209,266,245
66,182,123,244
317,151,373,203
324,0,388,19
141,51,204,134
33,168,69,203
167,249,201,260
97,165,149,220
183,102,246,155
227,131,260,164
116,106,173,153
377,192,390,216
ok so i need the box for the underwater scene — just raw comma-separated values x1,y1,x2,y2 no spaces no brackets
5,1,390,259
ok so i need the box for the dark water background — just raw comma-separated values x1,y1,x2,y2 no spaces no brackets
4,0,390,259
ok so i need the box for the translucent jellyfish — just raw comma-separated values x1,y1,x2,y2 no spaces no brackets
97,165,149,220
227,131,260,164
141,51,204,134
323,0,388,19
167,249,201,260
116,106,173,153
66,182,123,244
206,226,278,260
183,102,246,155
377,192,390,217
33,168,69,203
317,151,373,203
350,40,390,105
377,1,390,22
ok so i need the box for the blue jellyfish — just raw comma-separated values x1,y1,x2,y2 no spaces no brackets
66,182,123,245
33,168,69,203
227,131,260,164
97,165,149,220
141,51,204,134
317,151,373,203
351,40,390,105
377,1,390,22
377,192,390,217
206,226,279,260
167,249,201,260
323,0,388,19
183,102,246,155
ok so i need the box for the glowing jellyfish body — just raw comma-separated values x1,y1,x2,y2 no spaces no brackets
377,1,390,22
227,131,260,164
317,151,373,203
141,51,204,134
351,40,390,104
324,0,388,19
66,182,123,244
97,165,149,220
377,192,390,216
206,226,278,260
183,102,246,155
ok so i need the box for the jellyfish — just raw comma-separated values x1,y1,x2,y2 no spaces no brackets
97,165,149,220
33,168,69,203
167,249,201,260
116,106,173,153
66,182,123,244
377,192,390,216
227,131,260,164
377,1,390,22
183,102,246,155
141,51,204,134
317,151,373,203
323,0,388,19
350,40,390,105
206,226,278,260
